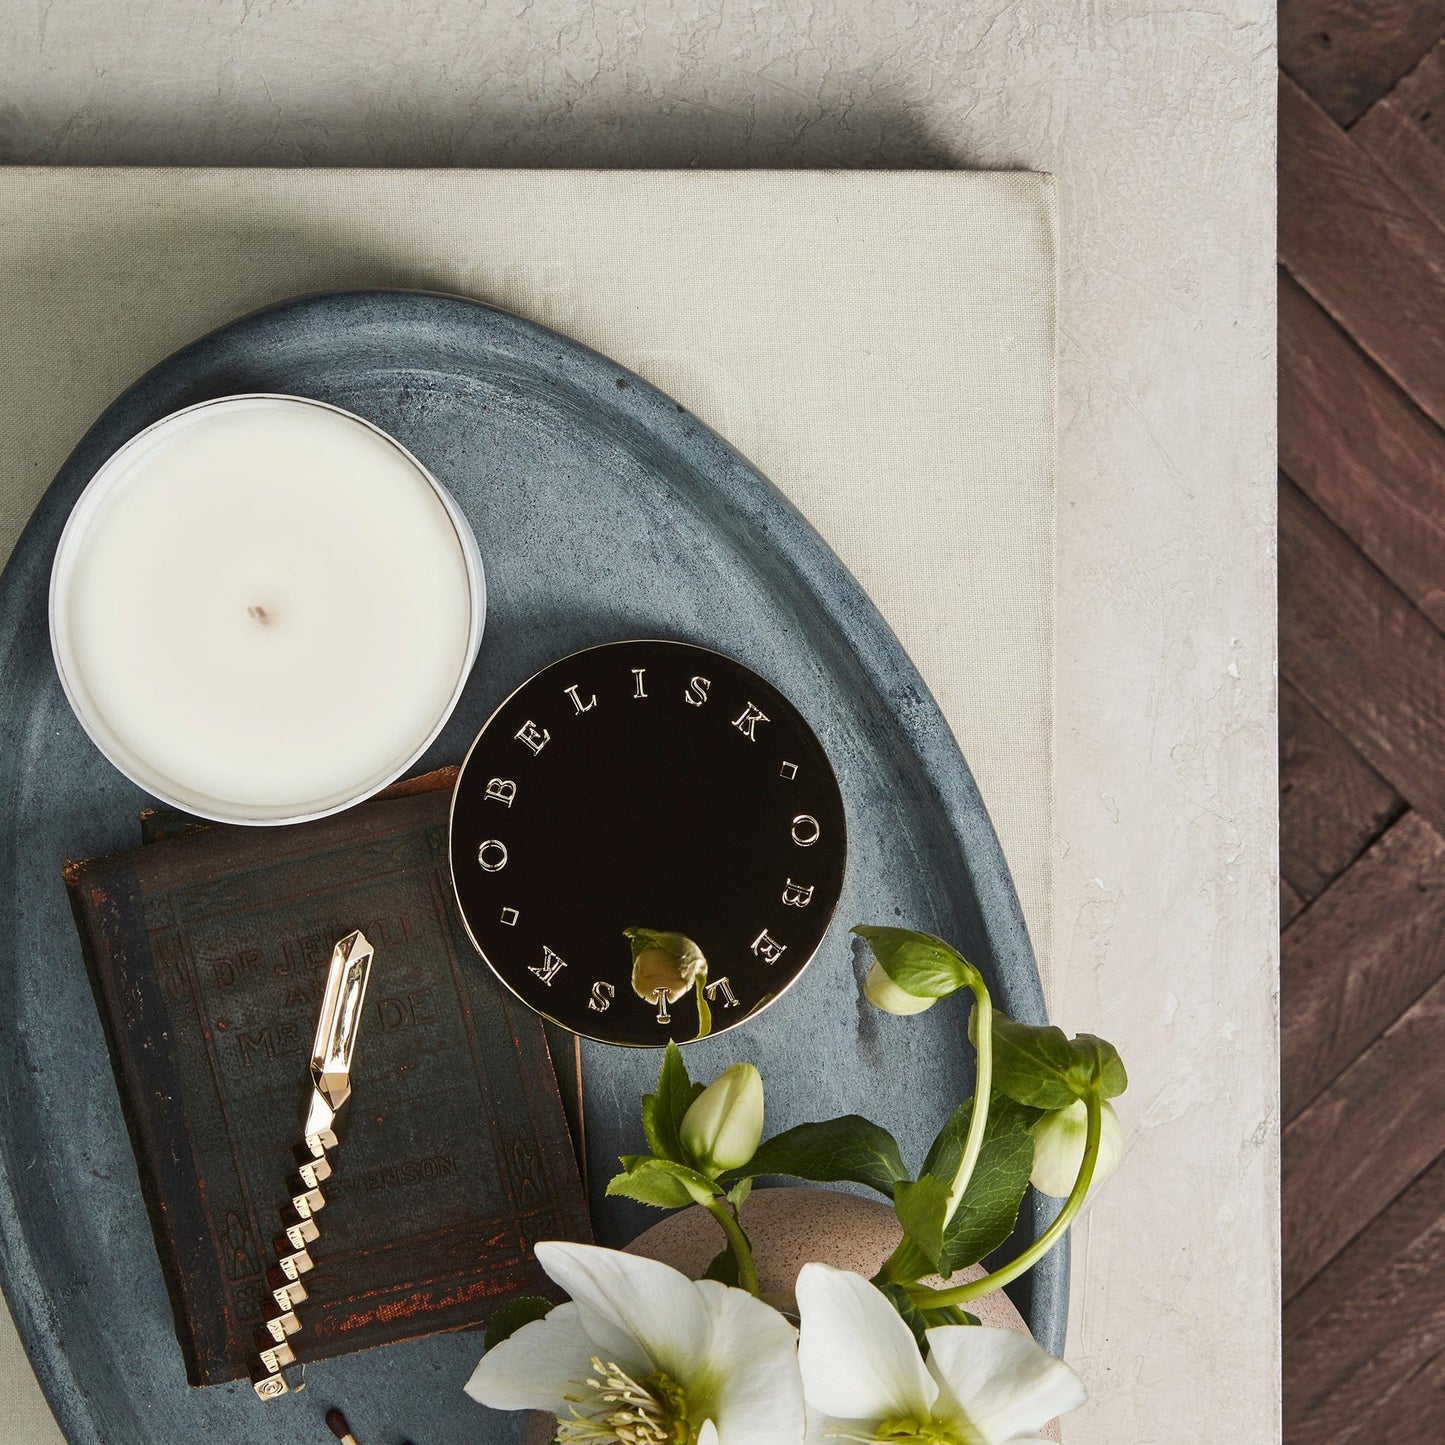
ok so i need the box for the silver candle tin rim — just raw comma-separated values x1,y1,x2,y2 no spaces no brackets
48,392,486,826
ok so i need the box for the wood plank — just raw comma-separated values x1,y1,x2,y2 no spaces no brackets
1280,269,1445,633
1280,74,1445,432
1283,810,1445,1121
1285,1149,1445,1443
1353,40,1445,233
1281,877,1308,929
1279,478,1445,831
1280,0,1445,125
1279,675,1402,897
1283,967,1445,1296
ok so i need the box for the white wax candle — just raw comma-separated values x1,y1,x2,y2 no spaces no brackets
50,395,483,823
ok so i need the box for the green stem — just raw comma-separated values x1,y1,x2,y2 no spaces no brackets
910,1091,1101,1310
704,1197,760,1296
877,977,993,1284
945,981,993,1219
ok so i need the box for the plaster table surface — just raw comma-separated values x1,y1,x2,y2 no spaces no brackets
0,5,1278,1444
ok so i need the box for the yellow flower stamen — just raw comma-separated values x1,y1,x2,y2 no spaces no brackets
823,1419,974,1445
556,1358,692,1445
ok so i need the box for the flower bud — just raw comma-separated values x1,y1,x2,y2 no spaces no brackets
681,1063,764,1176
862,959,937,1015
1029,1098,1124,1198
627,928,708,1005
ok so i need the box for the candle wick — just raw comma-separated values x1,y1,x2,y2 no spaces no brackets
247,605,271,626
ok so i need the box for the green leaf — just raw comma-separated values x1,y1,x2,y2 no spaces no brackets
988,1014,1089,1111
703,1245,741,1287
877,1282,932,1351
921,1100,974,1183
893,1173,954,1268
483,1295,553,1352
988,1013,1130,1110
607,1160,693,1209
626,927,706,964
606,1156,718,1209
642,1042,699,1164
937,1097,1038,1274
747,1116,910,1197
727,1176,753,1211
699,1208,757,1288
852,926,980,999
876,1283,976,1352
640,1094,669,1160
1073,1033,1128,1098
875,1233,936,1287
890,1094,1039,1277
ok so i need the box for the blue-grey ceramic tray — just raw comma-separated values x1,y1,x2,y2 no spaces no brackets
0,291,1064,1445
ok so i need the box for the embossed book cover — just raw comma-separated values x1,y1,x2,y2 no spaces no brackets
64,784,591,1387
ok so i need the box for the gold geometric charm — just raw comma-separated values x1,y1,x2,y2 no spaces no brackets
303,1127,339,1155
285,1180,326,1218
278,1200,313,1230
253,1333,297,1374
273,1245,314,1281
250,1364,290,1399
280,1216,320,1249
267,1266,309,1311
261,1304,301,1340
293,1146,333,1188
250,929,374,1402
253,1329,297,1364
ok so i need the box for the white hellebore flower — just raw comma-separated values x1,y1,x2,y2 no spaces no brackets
796,1263,1084,1445
1029,1099,1124,1199
465,1241,805,1445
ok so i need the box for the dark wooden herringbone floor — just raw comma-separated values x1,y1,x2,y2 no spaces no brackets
1281,5,1445,1440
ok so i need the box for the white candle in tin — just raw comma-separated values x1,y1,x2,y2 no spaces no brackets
50,395,484,824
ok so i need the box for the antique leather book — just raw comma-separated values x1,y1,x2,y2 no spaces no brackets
65,778,591,1387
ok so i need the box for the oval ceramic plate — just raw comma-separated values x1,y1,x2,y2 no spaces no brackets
0,292,1064,1445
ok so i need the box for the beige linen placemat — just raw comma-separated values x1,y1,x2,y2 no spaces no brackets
0,168,1055,1441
